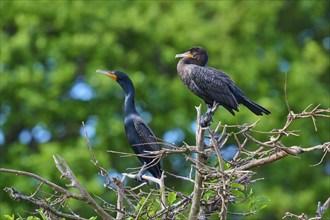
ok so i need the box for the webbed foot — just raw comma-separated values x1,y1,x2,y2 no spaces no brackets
200,101,218,127
135,162,147,183
200,113,213,127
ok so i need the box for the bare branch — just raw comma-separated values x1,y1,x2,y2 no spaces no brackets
282,212,308,220
53,155,114,220
164,171,194,183
4,187,88,220
189,105,206,220
284,72,291,113
236,143,329,171
82,121,135,219
209,128,224,172
282,197,329,220
0,168,82,200
316,197,330,218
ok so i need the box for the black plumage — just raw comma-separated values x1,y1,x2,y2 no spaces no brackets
97,70,162,181
175,46,270,126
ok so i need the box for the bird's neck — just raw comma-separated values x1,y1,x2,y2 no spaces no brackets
177,59,187,73
122,85,138,116
181,58,194,65
124,94,138,115
180,57,207,66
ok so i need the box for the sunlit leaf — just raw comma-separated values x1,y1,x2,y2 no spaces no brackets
167,191,177,204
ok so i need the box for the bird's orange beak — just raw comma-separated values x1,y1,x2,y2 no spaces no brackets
96,69,117,80
175,51,193,59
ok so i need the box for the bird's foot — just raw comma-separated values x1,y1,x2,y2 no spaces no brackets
200,101,218,127
200,113,213,127
210,101,219,113
135,162,148,183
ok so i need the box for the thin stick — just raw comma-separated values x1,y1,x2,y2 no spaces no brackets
284,72,291,113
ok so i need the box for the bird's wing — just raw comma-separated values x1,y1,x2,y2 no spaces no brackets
133,118,160,152
133,117,162,179
189,65,240,110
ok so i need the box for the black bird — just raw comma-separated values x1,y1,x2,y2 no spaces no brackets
175,46,270,127
97,70,162,184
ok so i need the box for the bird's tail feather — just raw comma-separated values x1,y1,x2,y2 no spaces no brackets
241,98,270,115
148,165,162,189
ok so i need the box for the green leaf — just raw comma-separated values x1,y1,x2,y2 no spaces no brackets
254,195,270,204
259,204,269,210
231,189,245,198
249,195,270,212
231,182,245,190
148,199,161,216
27,216,40,220
135,196,147,212
224,162,230,169
249,188,254,196
3,215,15,220
167,192,177,205
37,208,47,220
147,208,156,216
203,190,215,201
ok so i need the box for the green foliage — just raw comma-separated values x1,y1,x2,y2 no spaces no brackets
230,182,246,201
1,0,329,219
249,195,270,212
4,214,40,220
3,208,69,220
135,195,161,218
3,215,14,220
36,209,46,220
167,191,177,205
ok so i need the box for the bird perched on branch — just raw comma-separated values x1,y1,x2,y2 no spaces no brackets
175,46,270,127
97,70,162,186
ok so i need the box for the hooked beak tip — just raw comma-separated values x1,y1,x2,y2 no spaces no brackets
96,69,117,80
175,52,192,59
96,69,109,75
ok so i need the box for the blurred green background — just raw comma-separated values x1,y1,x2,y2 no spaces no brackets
1,1,329,219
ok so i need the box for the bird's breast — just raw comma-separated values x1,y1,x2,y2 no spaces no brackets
177,64,192,85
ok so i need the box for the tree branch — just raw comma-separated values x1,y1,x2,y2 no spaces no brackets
316,197,330,218
53,155,114,220
4,187,87,220
189,105,206,220
235,143,329,171
1,104,328,219
282,197,330,220
0,168,83,200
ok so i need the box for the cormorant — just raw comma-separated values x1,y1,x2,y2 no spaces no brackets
175,46,270,127
97,70,162,184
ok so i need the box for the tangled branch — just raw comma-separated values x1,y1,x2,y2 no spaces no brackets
1,104,329,219
283,197,330,220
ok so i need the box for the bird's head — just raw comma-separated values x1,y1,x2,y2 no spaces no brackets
175,46,208,66
96,69,129,81
96,69,133,89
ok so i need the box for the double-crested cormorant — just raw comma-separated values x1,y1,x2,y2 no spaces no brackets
97,70,162,183
175,46,270,127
